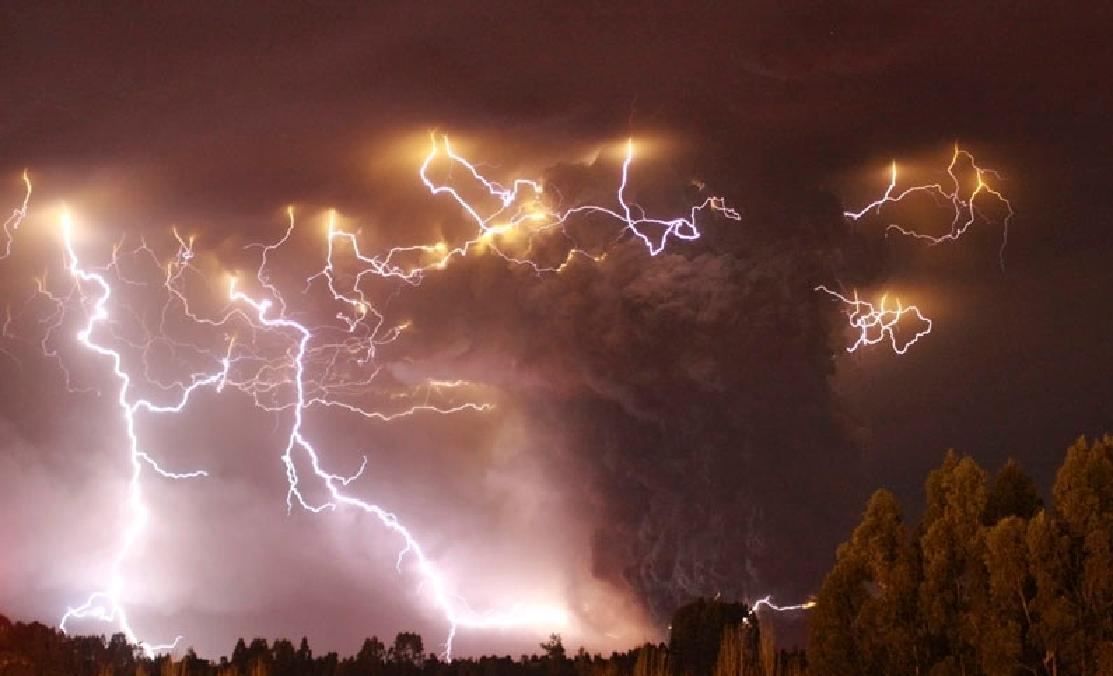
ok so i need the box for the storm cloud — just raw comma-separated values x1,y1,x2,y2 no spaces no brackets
1,1,1111,660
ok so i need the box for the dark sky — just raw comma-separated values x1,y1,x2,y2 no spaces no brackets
1,1,1111,660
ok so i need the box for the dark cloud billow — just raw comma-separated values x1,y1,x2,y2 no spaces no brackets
2,1,1111,658
398,161,892,624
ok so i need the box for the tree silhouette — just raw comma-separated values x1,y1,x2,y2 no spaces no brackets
1034,435,1113,673
981,515,1037,672
668,598,750,676
540,634,567,662
389,631,423,666
984,458,1043,525
809,489,921,674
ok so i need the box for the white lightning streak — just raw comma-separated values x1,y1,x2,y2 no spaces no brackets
1,171,31,260
57,210,230,658
228,278,567,657
815,285,932,356
751,595,816,613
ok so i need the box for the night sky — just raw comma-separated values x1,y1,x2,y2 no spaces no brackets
1,2,1111,660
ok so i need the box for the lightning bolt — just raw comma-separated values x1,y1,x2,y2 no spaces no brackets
815,285,932,356
1,170,31,260
738,595,817,626
234,275,571,654
56,209,230,657
843,144,1014,267
751,596,816,613
2,138,737,658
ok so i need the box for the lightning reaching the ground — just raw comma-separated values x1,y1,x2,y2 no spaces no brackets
227,276,568,657
56,209,230,657
3,136,742,658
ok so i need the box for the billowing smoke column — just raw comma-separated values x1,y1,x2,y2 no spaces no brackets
1,136,1009,655
443,143,1012,622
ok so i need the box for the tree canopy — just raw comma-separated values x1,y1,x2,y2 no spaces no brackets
809,436,1113,675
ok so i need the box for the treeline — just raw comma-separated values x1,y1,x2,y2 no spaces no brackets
809,435,1113,675
0,601,801,676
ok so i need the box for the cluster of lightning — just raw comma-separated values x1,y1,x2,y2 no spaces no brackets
322,136,740,287
2,136,753,659
819,144,1013,354
7,139,996,657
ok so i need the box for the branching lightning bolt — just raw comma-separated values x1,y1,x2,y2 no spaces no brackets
314,135,740,289
56,209,230,657
843,144,1014,266
2,138,745,658
229,276,567,656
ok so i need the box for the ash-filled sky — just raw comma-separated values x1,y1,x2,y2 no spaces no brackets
1,1,1111,660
